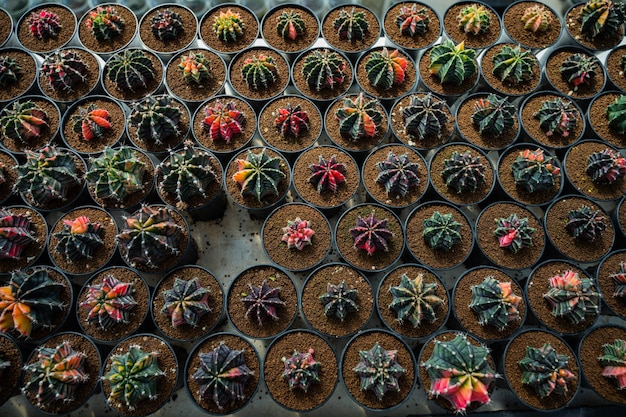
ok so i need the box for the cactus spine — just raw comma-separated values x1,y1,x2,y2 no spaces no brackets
128,95,182,146
457,3,492,35
319,281,358,321
353,342,406,401
492,44,536,85
0,100,48,144
518,343,576,398
85,146,146,203
40,50,89,93
276,10,306,41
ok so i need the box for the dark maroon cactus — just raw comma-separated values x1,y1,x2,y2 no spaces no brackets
586,148,626,184
275,103,309,138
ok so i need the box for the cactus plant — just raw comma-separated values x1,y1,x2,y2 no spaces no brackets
282,348,321,392
586,148,626,184
565,205,607,241
395,4,429,37
335,92,383,141
578,0,626,40
607,94,626,134
457,3,492,35
609,261,626,298
559,53,597,91
333,7,369,41
0,269,65,338
232,148,286,203
161,277,211,328
349,211,394,256
85,6,125,41
213,9,244,43
0,56,21,87
0,100,48,144
22,340,88,406
301,49,346,91
40,50,89,93
493,213,536,253
471,94,516,138
240,54,278,90
423,211,462,251
441,150,486,193
28,9,61,40
521,4,552,32
511,148,561,193
389,272,444,327
0,208,37,260
275,104,309,138
365,48,408,90
128,96,182,146
543,269,600,324
106,49,156,93
429,40,477,86
70,104,111,142
192,342,253,409
518,343,576,398
151,9,183,41
85,146,146,203
53,215,104,262
241,279,285,326
375,151,420,197
599,338,626,389
402,93,449,140
319,281,358,321
469,276,522,330
421,333,497,413
353,342,406,401
79,273,137,330
178,51,211,85
308,154,346,194
202,100,245,144
276,10,306,41
533,98,578,138
281,217,315,250
492,44,535,84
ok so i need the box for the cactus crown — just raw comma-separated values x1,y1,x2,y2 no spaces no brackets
277,10,306,41
402,93,449,140
178,51,211,85
492,44,536,85
282,348,321,392
41,50,89,93
365,48,408,91
533,98,578,138
281,217,315,250
578,0,626,40
607,94,626,134
423,211,462,251
335,92,383,141
28,9,61,39
493,213,536,253
422,333,497,413
106,50,156,93
0,100,48,144
559,53,597,91
308,154,347,194
543,269,600,324
521,4,552,32
586,148,626,184
85,146,146,203
518,343,576,398
599,338,626,389
0,208,36,260
240,54,278,90
241,279,286,326
0,56,21,87
161,276,211,328
610,261,626,298
54,215,104,262
213,9,244,43
232,148,286,202
333,7,369,41
79,273,137,330
511,148,561,193
301,49,346,91
128,96,182,146
396,4,430,37
458,3,492,35
353,342,406,401
319,281,358,321
375,151,420,197
441,150,486,193
471,93,516,138
151,9,183,41
389,272,444,327
22,341,88,406
275,103,309,139
71,103,111,142
202,100,245,144
0,269,65,337
565,204,607,241
349,211,394,256
429,40,477,86
85,6,125,41
192,342,253,409
469,276,522,330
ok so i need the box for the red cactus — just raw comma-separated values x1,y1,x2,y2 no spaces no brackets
202,100,245,143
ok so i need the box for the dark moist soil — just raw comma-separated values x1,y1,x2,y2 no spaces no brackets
405,203,473,269
504,330,578,410
0,49,37,102
497,146,562,206
0,334,21,406
0,207,46,273
262,6,319,53
152,266,223,342
264,331,337,411
0,151,18,203
378,265,448,340
103,50,163,102
383,2,441,50
606,45,626,92
335,204,403,272
545,196,614,263
62,97,125,154
1,97,60,154
166,49,226,102
139,5,196,54
456,93,519,150
443,2,501,49
48,207,117,276
292,145,359,209
102,334,178,417
229,48,289,101
503,1,561,49
419,47,478,97
362,144,427,208
356,47,416,100
545,49,604,100
343,331,414,409
227,265,297,338
0,9,11,46
262,204,331,271
598,251,626,319
454,267,525,341
301,263,373,337
481,43,540,96
565,3,623,51
199,5,258,54
186,333,260,414
259,96,321,153
38,48,100,103
430,144,494,206
322,5,380,54
292,49,353,102
588,92,625,148
77,267,149,343
520,93,582,149
79,5,136,54
18,5,75,54
390,93,455,150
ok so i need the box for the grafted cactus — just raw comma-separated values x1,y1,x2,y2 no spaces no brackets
365,48,407,90
353,342,406,401
319,281,358,321
276,10,306,41
202,100,245,143
492,45,535,85
41,50,89,93
469,276,522,330
559,53,597,91
0,208,36,260
599,338,626,389
335,92,383,141
457,3,492,35
71,104,111,142
349,211,394,256
423,211,462,251
161,277,211,327
275,104,309,138
511,148,561,193
85,146,146,203
429,40,477,86
178,51,211,85
85,6,125,41
441,150,486,193
395,4,429,37
213,9,244,43
301,49,346,91
240,54,278,90
578,0,626,40
28,9,61,39
282,348,321,392
106,50,156,93
493,213,536,253
607,94,626,134
609,261,626,298
586,148,626,184
565,205,606,241
402,93,449,140
308,154,346,194
79,274,137,330
333,7,369,41
518,343,576,398
128,96,182,146
389,272,443,327
232,148,286,202
53,215,104,262
533,98,578,138
543,270,600,324
375,151,420,197
521,4,552,32
151,9,183,41
241,279,285,326
471,94,516,138
0,56,21,87
281,217,314,250
0,100,48,144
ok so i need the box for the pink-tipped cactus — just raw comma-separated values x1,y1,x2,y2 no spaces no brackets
493,213,536,253
161,277,211,328
202,100,245,144
308,154,346,194
518,343,576,398
0,208,36,260
599,338,626,390
543,270,600,324
586,148,626,184
79,274,137,330
275,104,309,138
282,348,321,392
469,276,522,330
609,261,626,298
53,215,104,262
70,104,111,142
281,217,315,250
349,211,394,256
40,50,89,93
521,4,552,32
28,9,61,40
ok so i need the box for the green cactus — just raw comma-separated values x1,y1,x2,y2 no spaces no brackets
389,272,444,327
518,343,576,398
469,275,522,330
457,3,492,35
375,151,420,197
607,94,626,134
365,48,408,90
533,98,578,138
301,49,346,91
599,338,626,390
333,7,369,41
85,146,146,203
559,53,597,91
53,215,104,262
85,5,125,41
520,4,552,32
232,148,286,202
0,56,21,87
578,0,626,40
106,49,156,93
492,44,535,85
471,93,516,138
79,273,137,330
240,54,278,90
282,348,321,392
0,208,37,260
161,277,211,328
402,93,449,140
423,211,462,251
213,9,244,43
353,342,406,401
493,213,536,253
0,100,48,144
128,96,182,146
395,4,429,37
543,270,600,324
178,51,211,85
335,92,383,141
441,150,486,193
319,281,358,321
511,148,561,193
40,50,89,93
276,10,306,41
429,40,477,86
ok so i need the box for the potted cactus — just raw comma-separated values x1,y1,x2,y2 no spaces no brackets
77,3,138,57
103,48,164,102
260,4,320,60
442,1,501,49
502,1,562,50
0,205,47,272
16,3,76,54
382,2,442,56
0,149,19,206
597,249,626,320
587,91,626,148
165,48,227,105
605,47,626,92
479,43,541,97
0,333,22,407
418,39,478,98
0,47,39,105
138,4,197,60
544,46,606,101
321,5,381,61
0,95,61,154
565,0,625,51
198,4,259,58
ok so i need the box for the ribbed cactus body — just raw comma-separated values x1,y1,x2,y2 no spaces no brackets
429,40,477,86
521,4,552,32
395,4,429,36
353,342,405,401
282,348,321,392
41,50,89,93
607,94,626,134
402,93,449,140
511,148,561,193
471,94,516,138
85,6,125,41
79,274,137,330
232,148,286,202
161,277,211,327
335,93,383,141
319,281,358,321
85,146,146,203
276,10,306,41
469,276,522,330
151,9,183,41
241,279,285,326
349,211,394,256
301,49,346,91
202,100,245,143
441,150,486,193
543,269,600,324
0,208,36,260
106,50,156,93
375,151,420,197
213,9,244,43
308,154,346,194
365,48,407,90
423,211,462,251
389,272,443,327
28,9,61,40
492,44,535,85
333,7,369,41
0,100,48,144
0,56,21,87
518,343,576,398
533,98,578,138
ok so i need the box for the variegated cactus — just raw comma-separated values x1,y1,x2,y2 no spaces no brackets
151,8,183,41
0,100,48,144
469,276,522,330
79,274,137,330
457,3,492,35
395,4,429,36
533,98,578,138
202,100,245,144
333,7,369,41
282,348,321,392
609,261,626,298
213,9,244,43
350,211,394,256
511,148,561,193
471,94,516,138
319,281,358,321
161,277,211,328
586,148,626,184
85,6,125,41
308,154,346,194
281,217,314,250
0,56,21,87
365,48,407,90
493,213,536,253
559,53,597,91
178,51,211,85
543,269,600,324
389,272,443,327
0,208,37,260
70,104,111,142
240,54,278,90
301,49,346,91
429,40,477,86
276,10,306,41
28,9,61,40
335,92,383,141
353,342,406,401
40,50,89,93
53,215,104,262
565,205,606,241
578,0,626,40
518,343,576,398
492,44,535,85
241,279,285,326
85,146,146,203
232,148,286,202
521,4,552,32
375,151,420,197
275,104,309,138
599,338,626,390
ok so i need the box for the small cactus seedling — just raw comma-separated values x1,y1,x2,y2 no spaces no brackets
0,208,36,260
375,151,420,197
441,150,486,193
565,205,607,241
28,9,61,40
308,154,346,194
349,211,394,256
275,104,309,138
178,51,211,85
578,0,626,40
421,333,497,413
543,269,600,324
469,276,522,330
457,3,492,35
518,343,576,398
587,148,626,184
395,4,429,37
365,48,408,90
301,49,346,91
40,50,89,93
79,274,137,330
106,50,156,93
116,205,184,269
402,93,449,140
240,54,278,90
607,95,626,134
22,340,88,406
0,56,21,87
492,44,535,85
471,94,516,138
161,277,211,328
0,100,48,144
353,342,406,401
599,338,626,389
335,92,383,141
423,211,462,251
389,272,443,327
511,148,561,193
103,345,165,409
282,348,321,392
70,104,111,142
493,213,536,253
53,215,104,262
85,6,125,41
232,148,286,202
85,146,146,203
202,100,245,144
319,281,358,321
276,10,306,41
521,4,552,32
0,269,65,338
533,98,578,138
609,261,626,298
128,96,182,146
429,40,477,86
213,9,244,43
281,217,315,250
151,9,183,41
559,53,597,91
334,7,369,41
192,342,253,409
241,279,286,326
